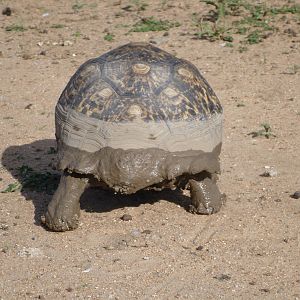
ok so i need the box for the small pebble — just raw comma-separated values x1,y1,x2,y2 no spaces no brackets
82,267,91,273
62,40,73,46
196,245,203,251
25,104,33,109
1,246,9,253
142,229,152,235
103,245,115,250
112,0,121,6
261,166,278,177
18,247,43,257
291,191,300,199
2,7,12,16
22,53,32,60
121,214,132,221
213,274,231,281
131,229,141,237
260,288,270,293
0,223,9,230
284,28,297,37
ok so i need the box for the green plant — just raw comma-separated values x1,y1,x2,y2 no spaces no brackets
248,123,276,139
225,42,234,47
131,0,148,11
270,5,300,15
122,0,148,12
1,182,22,193
223,35,233,42
201,0,246,18
198,0,299,47
1,165,60,194
104,33,115,41
89,3,98,9
51,24,65,29
246,30,262,44
72,2,85,11
73,31,82,37
236,26,247,34
284,64,300,75
131,17,180,32
238,45,248,52
5,24,26,32
194,21,233,42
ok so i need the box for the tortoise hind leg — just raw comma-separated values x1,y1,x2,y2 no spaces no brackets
188,175,225,215
42,172,89,231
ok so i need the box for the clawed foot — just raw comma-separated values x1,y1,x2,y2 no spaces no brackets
41,209,80,232
189,177,225,215
188,202,214,215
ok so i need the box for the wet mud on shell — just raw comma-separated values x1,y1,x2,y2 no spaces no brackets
56,141,221,194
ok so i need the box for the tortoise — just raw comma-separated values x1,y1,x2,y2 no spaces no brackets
43,42,224,231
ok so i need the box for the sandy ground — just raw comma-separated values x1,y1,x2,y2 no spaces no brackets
0,0,299,299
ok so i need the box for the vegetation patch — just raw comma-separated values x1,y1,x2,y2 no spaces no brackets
130,17,180,32
5,24,26,32
122,1,148,12
73,31,82,37
104,33,115,41
194,0,300,46
248,123,276,139
1,165,59,195
72,2,85,11
51,24,65,29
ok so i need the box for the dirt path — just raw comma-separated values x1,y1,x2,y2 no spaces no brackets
0,0,299,299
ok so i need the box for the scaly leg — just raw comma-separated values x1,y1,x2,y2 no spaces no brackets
42,172,89,231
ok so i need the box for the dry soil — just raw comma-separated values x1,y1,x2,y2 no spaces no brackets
0,0,299,299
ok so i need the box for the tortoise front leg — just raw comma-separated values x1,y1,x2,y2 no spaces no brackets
42,172,89,231
188,176,224,215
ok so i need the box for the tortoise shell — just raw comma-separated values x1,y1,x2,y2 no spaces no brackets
43,44,224,232
53,42,224,194
57,42,222,123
